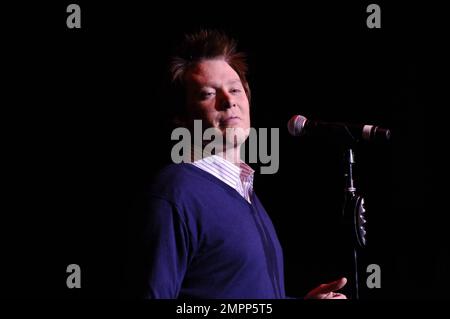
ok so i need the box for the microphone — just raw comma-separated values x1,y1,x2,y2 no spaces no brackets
288,115,391,143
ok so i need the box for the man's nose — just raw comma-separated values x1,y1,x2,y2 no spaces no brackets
218,91,237,110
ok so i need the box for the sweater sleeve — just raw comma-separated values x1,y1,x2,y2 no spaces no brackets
140,196,191,299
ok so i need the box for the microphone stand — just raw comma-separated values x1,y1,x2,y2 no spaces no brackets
342,148,367,300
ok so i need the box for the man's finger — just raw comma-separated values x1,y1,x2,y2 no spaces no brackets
319,277,347,293
331,293,347,299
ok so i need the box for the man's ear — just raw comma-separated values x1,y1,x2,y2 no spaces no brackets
243,81,251,104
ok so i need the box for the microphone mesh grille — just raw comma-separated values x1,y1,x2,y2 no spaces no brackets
288,115,307,136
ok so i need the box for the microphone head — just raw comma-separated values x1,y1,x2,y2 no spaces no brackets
362,125,392,142
287,115,307,136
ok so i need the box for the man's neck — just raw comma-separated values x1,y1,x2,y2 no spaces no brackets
191,143,243,166
216,145,242,166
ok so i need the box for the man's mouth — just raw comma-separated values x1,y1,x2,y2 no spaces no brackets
220,116,241,126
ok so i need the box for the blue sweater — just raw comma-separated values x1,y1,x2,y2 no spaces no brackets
142,163,286,299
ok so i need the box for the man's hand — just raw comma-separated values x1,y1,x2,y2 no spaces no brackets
304,277,348,299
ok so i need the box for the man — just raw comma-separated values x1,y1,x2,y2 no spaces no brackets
136,29,347,299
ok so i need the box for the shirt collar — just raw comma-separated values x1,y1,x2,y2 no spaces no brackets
190,149,255,194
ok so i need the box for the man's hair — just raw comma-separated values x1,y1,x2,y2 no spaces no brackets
168,29,251,123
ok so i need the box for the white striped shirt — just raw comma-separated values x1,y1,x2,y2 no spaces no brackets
190,155,255,204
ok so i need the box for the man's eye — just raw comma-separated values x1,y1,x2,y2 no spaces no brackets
230,88,242,94
200,92,215,99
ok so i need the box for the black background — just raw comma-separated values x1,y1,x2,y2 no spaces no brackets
2,1,446,300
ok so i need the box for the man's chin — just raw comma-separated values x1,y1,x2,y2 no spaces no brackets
224,128,250,146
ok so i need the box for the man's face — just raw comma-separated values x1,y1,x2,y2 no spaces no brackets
184,59,250,148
